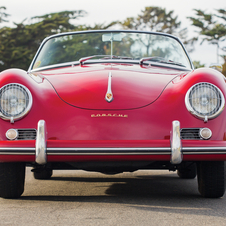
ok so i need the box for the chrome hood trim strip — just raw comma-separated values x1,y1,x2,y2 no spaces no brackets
105,72,114,102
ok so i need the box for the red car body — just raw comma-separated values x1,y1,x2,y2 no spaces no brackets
0,30,226,198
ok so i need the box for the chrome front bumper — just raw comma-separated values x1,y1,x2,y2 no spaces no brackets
35,120,47,165
170,121,182,164
1,120,226,164
35,120,183,165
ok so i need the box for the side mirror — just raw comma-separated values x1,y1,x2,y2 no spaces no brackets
209,63,223,72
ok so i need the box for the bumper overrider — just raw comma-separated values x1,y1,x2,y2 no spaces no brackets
1,120,226,164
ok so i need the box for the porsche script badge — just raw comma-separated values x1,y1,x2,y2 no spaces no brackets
91,114,128,118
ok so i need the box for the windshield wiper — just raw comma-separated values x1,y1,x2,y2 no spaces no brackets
79,55,133,65
139,56,186,67
79,55,115,65
161,60,186,67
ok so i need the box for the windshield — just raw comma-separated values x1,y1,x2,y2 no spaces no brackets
31,31,192,70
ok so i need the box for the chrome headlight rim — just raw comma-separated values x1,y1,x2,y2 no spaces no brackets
185,82,225,120
0,83,33,122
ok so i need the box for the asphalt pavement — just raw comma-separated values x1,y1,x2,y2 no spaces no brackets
0,168,225,225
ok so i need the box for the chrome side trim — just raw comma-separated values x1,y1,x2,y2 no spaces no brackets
0,152,34,155
1,146,226,151
0,148,35,155
0,148,35,151
183,151,226,154
47,147,171,151
47,147,170,155
170,121,183,164
0,146,226,156
183,147,226,150
35,120,47,164
47,152,170,155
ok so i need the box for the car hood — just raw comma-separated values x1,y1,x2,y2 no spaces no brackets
33,63,187,110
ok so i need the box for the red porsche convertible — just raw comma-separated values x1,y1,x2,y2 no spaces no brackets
0,30,226,198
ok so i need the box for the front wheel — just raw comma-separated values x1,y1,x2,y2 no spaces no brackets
197,161,225,198
0,162,26,199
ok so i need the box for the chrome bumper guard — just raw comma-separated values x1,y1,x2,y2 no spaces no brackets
170,120,183,164
35,120,47,164
34,120,183,165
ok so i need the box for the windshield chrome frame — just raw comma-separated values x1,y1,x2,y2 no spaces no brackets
28,30,194,72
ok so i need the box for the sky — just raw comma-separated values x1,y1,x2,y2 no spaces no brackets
1,0,225,66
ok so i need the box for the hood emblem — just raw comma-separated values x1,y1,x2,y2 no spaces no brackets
105,72,114,102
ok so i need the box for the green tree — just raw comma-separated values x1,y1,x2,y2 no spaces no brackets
221,55,226,76
121,7,181,33
188,9,226,63
0,9,119,72
120,6,191,51
0,10,86,71
77,22,118,31
0,6,9,24
193,61,205,69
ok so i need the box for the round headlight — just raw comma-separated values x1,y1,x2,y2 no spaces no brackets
185,83,225,121
0,83,32,122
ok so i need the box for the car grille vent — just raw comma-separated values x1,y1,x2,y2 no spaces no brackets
17,129,37,140
180,128,201,140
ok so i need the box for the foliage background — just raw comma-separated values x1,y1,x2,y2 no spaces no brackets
0,6,226,75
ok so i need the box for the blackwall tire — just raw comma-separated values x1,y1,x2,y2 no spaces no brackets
197,161,225,198
177,162,197,179
33,169,53,180
0,162,26,199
